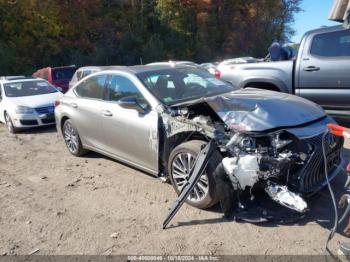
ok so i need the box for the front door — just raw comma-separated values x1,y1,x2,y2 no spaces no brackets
101,74,159,173
297,28,350,111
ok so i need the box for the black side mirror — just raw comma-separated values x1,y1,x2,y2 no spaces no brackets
118,96,146,113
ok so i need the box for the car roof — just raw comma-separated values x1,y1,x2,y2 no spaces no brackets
77,66,104,71
98,64,197,74
147,61,196,66
0,76,41,83
35,65,76,71
304,25,344,36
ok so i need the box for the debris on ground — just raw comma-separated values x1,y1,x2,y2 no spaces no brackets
29,248,40,255
110,233,119,239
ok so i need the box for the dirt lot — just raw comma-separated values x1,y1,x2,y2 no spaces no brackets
1,123,350,255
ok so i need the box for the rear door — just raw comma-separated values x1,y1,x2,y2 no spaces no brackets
70,74,108,149
101,74,159,173
297,28,350,110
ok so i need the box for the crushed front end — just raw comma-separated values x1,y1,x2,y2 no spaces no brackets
216,118,343,221
161,97,344,223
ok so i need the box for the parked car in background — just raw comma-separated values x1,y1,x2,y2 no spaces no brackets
147,61,199,67
218,25,350,118
55,65,343,213
69,66,101,90
0,76,61,133
33,65,77,93
216,57,257,72
199,63,218,75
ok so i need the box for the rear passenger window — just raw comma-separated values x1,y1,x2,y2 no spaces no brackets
107,75,143,102
75,75,107,99
310,29,350,57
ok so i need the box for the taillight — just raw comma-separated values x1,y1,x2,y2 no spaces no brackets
54,100,60,107
214,70,221,78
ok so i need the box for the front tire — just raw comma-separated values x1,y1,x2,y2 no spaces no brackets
168,140,222,209
4,112,18,133
62,119,87,156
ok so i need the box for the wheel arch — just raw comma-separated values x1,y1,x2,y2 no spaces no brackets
160,131,210,176
241,77,289,93
244,82,281,92
60,115,70,133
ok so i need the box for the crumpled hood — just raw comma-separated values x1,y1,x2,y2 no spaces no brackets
205,88,326,132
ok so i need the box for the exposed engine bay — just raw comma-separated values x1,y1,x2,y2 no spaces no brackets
160,97,344,222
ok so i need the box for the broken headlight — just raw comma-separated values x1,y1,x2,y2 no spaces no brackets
240,136,256,149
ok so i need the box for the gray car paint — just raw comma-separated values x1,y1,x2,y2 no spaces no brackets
296,26,350,111
55,65,332,176
220,25,350,116
205,88,326,132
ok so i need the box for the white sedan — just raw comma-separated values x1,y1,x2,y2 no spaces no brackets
0,76,61,133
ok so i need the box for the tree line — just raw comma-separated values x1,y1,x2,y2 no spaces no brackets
0,0,301,75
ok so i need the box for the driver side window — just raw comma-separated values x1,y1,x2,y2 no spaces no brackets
106,75,147,107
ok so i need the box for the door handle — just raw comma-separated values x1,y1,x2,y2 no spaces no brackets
102,110,113,117
303,66,320,72
70,103,78,108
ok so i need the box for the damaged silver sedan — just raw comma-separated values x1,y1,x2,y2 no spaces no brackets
55,65,344,218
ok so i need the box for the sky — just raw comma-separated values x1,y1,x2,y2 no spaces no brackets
291,0,340,43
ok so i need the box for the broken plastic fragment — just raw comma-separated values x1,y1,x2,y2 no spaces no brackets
222,156,259,189
265,184,308,213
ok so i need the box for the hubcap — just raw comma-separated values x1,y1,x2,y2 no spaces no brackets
5,114,12,131
172,152,209,203
64,122,79,153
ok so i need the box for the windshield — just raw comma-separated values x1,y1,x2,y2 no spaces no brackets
137,67,235,105
4,81,58,97
52,67,76,81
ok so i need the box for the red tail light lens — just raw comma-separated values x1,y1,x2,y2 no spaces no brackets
214,70,221,78
54,100,60,107
347,163,350,172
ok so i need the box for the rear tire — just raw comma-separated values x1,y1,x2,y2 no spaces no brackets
62,119,88,156
168,140,222,209
4,112,18,134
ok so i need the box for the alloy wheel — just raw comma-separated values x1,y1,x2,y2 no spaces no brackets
171,152,209,203
4,113,13,132
64,122,79,154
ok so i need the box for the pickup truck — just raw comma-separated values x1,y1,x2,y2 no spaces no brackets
219,25,350,117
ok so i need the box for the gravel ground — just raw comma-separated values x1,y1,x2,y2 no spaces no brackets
0,123,350,255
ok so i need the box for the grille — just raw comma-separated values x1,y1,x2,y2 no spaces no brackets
297,133,343,193
35,106,54,114
42,116,55,124
20,120,38,126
